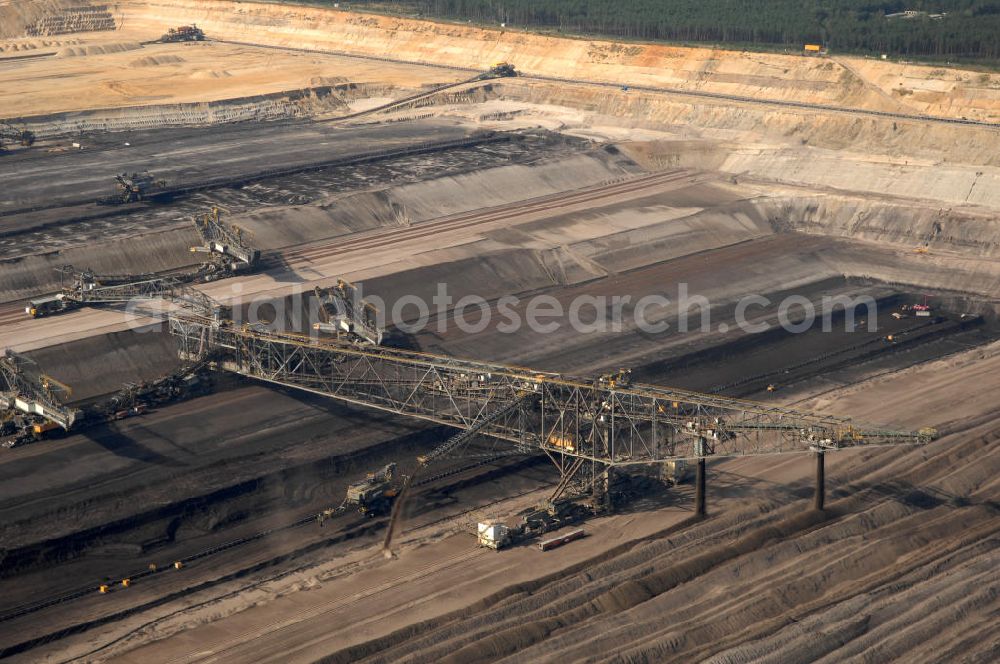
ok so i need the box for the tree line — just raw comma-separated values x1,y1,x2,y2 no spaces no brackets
342,0,1000,62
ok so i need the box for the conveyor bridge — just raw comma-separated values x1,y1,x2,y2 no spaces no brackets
169,315,933,501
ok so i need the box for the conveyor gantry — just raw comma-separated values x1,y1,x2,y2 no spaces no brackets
313,280,383,346
191,207,261,275
54,266,223,318
0,350,77,430
168,314,935,501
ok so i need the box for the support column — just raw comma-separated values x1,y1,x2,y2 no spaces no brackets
814,450,825,511
695,458,706,517
592,466,613,513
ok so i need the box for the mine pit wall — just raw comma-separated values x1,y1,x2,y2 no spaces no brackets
771,196,1000,259
3,189,997,313
25,3,116,36
490,81,1000,171
25,328,183,404
0,0,118,39
403,79,1000,207
114,0,1000,122
768,196,1000,300
0,226,200,303
0,150,631,302
335,151,635,224
5,84,377,139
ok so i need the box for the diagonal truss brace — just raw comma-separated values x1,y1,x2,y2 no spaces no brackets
167,318,935,473
0,350,77,429
417,392,537,466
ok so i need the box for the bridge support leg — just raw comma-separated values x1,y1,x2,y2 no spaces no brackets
814,450,825,511
591,465,613,512
695,458,706,517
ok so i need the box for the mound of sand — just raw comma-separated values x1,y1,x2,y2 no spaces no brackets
310,75,350,86
189,68,232,79
56,40,140,57
128,53,185,67
0,41,37,52
0,37,80,52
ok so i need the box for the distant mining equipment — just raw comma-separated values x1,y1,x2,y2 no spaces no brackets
312,280,384,345
1,345,212,448
24,207,259,320
160,25,206,43
480,62,518,79
0,350,77,448
190,207,262,280
97,171,166,205
0,123,35,153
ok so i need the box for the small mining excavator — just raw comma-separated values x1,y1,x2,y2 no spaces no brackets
317,463,406,524
160,25,205,42
313,280,383,345
191,207,261,279
99,171,165,204
481,62,517,78
0,350,78,447
0,122,35,152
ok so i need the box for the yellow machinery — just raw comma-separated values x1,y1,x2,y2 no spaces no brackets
484,62,517,78
32,421,60,436
345,463,402,515
317,463,407,525
596,368,631,389
548,434,576,453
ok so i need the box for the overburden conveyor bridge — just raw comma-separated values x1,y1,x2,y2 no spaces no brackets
169,308,934,506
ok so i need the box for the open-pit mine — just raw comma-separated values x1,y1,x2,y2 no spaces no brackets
0,1,998,662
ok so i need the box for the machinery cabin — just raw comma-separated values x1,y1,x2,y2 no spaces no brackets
345,463,402,515
25,294,68,318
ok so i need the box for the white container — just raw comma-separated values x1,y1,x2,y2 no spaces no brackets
477,522,510,549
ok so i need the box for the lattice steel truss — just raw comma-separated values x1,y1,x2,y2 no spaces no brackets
191,207,261,269
0,350,77,429
170,318,933,498
313,281,383,346
59,266,222,318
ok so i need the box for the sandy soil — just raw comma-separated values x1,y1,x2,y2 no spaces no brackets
0,35,461,117
3,0,999,123
112,0,1000,121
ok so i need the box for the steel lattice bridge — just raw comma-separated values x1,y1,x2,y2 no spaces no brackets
169,314,934,505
